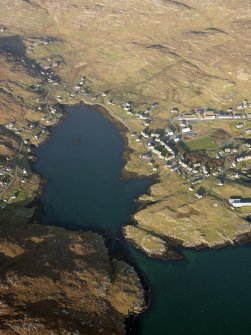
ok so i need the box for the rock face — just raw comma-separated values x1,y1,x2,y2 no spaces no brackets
124,225,182,260
0,220,145,335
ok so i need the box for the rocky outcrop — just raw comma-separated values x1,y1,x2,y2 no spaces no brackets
124,225,182,260
0,219,145,335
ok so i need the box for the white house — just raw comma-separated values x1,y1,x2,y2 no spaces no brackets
182,127,191,133
237,155,251,162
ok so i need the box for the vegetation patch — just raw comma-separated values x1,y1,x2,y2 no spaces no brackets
182,136,219,153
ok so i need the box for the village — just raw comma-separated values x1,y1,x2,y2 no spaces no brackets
55,73,251,208
138,105,251,199
108,98,251,205
0,36,250,210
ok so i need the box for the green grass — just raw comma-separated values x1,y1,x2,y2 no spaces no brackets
183,136,219,153
16,191,26,201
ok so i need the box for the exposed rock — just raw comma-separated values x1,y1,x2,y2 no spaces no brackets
124,225,182,260
0,220,145,334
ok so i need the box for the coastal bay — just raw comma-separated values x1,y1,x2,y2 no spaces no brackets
35,103,251,335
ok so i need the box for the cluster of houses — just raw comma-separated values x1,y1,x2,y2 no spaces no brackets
39,106,60,124
139,126,206,179
121,101,159,126
139,123,251,198
53,76,97,103
0,165,15,199
140,131,220,190
68,77,93,99
37,65,61,88
0,166,13,187
6,121,50,144
176,103,250,122
135,106,251,195
0,157,30,202
236,154,251,163
26,38,56,56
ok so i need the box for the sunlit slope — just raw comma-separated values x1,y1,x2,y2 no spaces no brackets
1,0,250,110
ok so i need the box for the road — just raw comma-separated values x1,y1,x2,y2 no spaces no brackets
0,139,23,199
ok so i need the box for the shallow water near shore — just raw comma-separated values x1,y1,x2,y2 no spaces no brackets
35,104,251,335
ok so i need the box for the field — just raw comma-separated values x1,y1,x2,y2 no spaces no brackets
183,136,219,153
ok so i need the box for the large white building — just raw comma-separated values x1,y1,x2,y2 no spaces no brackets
229,198,251,208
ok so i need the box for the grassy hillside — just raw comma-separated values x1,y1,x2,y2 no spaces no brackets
0,0,251,112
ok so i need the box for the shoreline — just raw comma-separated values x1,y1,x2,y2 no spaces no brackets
77,100,153,181
28,97,251,333
29,96,251,249
59,99,251,255
29,99,154,333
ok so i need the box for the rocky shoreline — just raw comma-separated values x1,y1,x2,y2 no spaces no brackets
1,38,250,256
0,218,146,335
0,49,149,334
77,100,251,261
27,96,251,262
97,104,251,259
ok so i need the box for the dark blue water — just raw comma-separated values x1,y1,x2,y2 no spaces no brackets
131,246,251,335
35,104,151,234
35,104,251,335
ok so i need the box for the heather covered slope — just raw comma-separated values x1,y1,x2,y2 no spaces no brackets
0,221,144,335
1,0,251,111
